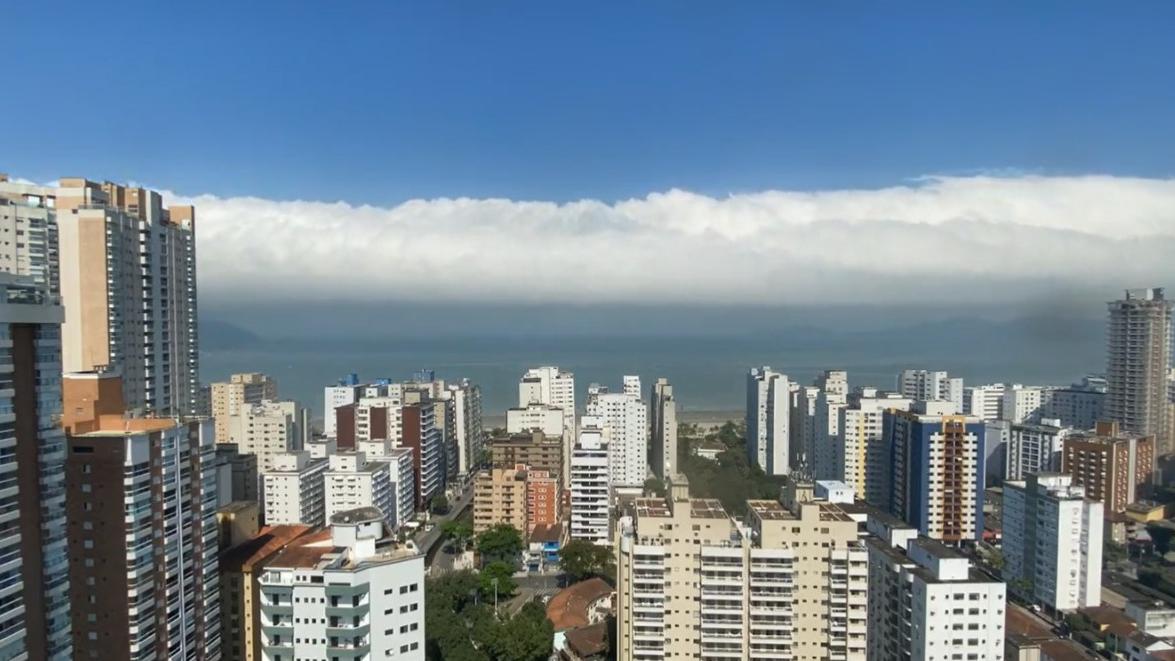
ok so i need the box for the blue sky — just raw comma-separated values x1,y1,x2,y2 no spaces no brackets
5,2,1174,204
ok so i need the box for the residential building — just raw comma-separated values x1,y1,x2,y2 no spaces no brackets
519,366,576,488
0,177,59,295
216,443,259,506
506,402,566,436
790,384,820,473
323,373,361,438
219,525,312,661
323,452,393,523
964,383,1006,421
211,372,278,445
262,451,327,526
488,430,564,479
335,392,404,449
838,387,913,503
401,402,443,510
226,400,305,490
865,515,1006,661
1061,421,1154,513
256,509,425,661
473,465,528,534
813,370,848,480
898,369,964,412
526,469,561,534
745,366,792,475
1003,385,1046,424
1005,420,1071,481
616,486,868,661
354,441,416,529
56,178,200,416
63,372,220,660
586,379,648,488
983,420,1010,487
1041,376,1106,430
881,403,986,542
1107,288,1173,453
0,273,71,659
446,378,484,478
218,501,260,551
1003,473,1103,612
649,377,677,480
570,417,611,544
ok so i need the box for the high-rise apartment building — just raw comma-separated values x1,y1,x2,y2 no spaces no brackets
211,372,278,444
323,374,362,438
1106,288,1173,453
649,377,678,480
897,369,964,412
0,177,59,295
616,486,868,661
401,402,443,510
63,373,220,660
837,388,912,503
789,384,819,472
866,515,1006,661
473,464,528,534
1003,385,1046,424
586,379,648,488
216,443,260,505
256,509,426,661
1061,421,1154,513
446,378,484,478
323,452,393,523
881,403,985,542
1003,473,1103,612
813,370,849,480
226,400,305,483
56,178,200,415
519,366,575,487
354,441,417,529
262,451,328,526
0,273,71,659
745,367,792,475
506,402,565,436
1005,420,1071,481
570,417,611,544
964,383,1006,421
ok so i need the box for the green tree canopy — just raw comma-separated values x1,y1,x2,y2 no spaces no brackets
430,493,450,514
643,477,666,497
558,539,616,583
477,523,524,567
442,520,473,551
479,560,518,603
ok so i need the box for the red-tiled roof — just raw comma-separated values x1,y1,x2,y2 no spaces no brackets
546,578,612,631
220,525,313,572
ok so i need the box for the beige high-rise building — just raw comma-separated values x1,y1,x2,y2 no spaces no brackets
211,373,278,443
1106,288,1173,454
616,485,868,661
53,178,200,416
226,400,305,477
473,464,529,534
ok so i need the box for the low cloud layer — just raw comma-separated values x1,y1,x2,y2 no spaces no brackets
181,175,1175,306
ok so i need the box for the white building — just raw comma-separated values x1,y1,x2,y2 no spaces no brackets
446,378,484,478
964,383,1006,421
898,369,964,412
506,402,565,437
257,508,425,661
263,451,327,526
790,384,820,472
1003,385,1046,424
324,452,393,523
323,374,361,437
519,365,575,438
226,399,305,474
745,366,792,475
355,440,416,529
649,378,677,480
1041,377,1106,431
1005,420,1071,481
813,370,849,480
1003,473,1103,612
838,388,913,503
570,416,611,544
866,516,1006,661
586,380,648,488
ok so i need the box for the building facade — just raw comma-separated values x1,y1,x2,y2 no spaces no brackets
262,451,327,526
570,417,611,544
1005,420,1071,482
323,452,393,523
838,388,913,503
402,402,443,510
211,373,277,445
1061,421,1154,513
1106,288,1173,453
813,370,849,480
586,379,649,488
746,367,791,476
650,377,678,480
897,369,964,412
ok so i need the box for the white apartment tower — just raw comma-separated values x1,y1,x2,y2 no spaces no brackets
446,378,484,477
257,509,426,661
898,369,964,412
262,450,328,526
746,367,792,475
0,178,59,296
519,366,576,488
1106,288,1173,453
324,452,394,523
813,370,849,480
617,489,868,661
210,372,278,444
323,374,362,437
866,516,1006,661
649,378,678,480
1002,473,1103,612
1002,385,1046,424
570,416,611,544
355,440,417,529
1005,420,1071,481
964,383,1006,421
586,379,648,488
226,399,304,476
790,384,820,472
838,388,913,503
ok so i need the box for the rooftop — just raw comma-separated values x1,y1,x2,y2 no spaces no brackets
330,507,385,526
222,525,313,572
689,498,728,519
74,414,180,436
219,501,258,515
747,499,789,520
530,523,563,544
634,498,671,518
563,622,609,658
545,578,613,631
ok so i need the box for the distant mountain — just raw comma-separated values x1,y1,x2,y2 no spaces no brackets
200,318,262,350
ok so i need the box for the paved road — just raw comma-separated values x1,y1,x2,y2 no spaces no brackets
417,484,473,565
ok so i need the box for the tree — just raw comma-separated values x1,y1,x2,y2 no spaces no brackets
1149,523,1175,555
643,477,666,497
559,539,616,583
431,493,450,515
442,520,473,552
479,560,517,604
477,523,524,567
482,600,554,661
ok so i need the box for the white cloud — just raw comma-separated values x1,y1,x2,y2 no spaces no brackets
177,174,1175,306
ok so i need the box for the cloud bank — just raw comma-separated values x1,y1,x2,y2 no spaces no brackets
181,175,1175,306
